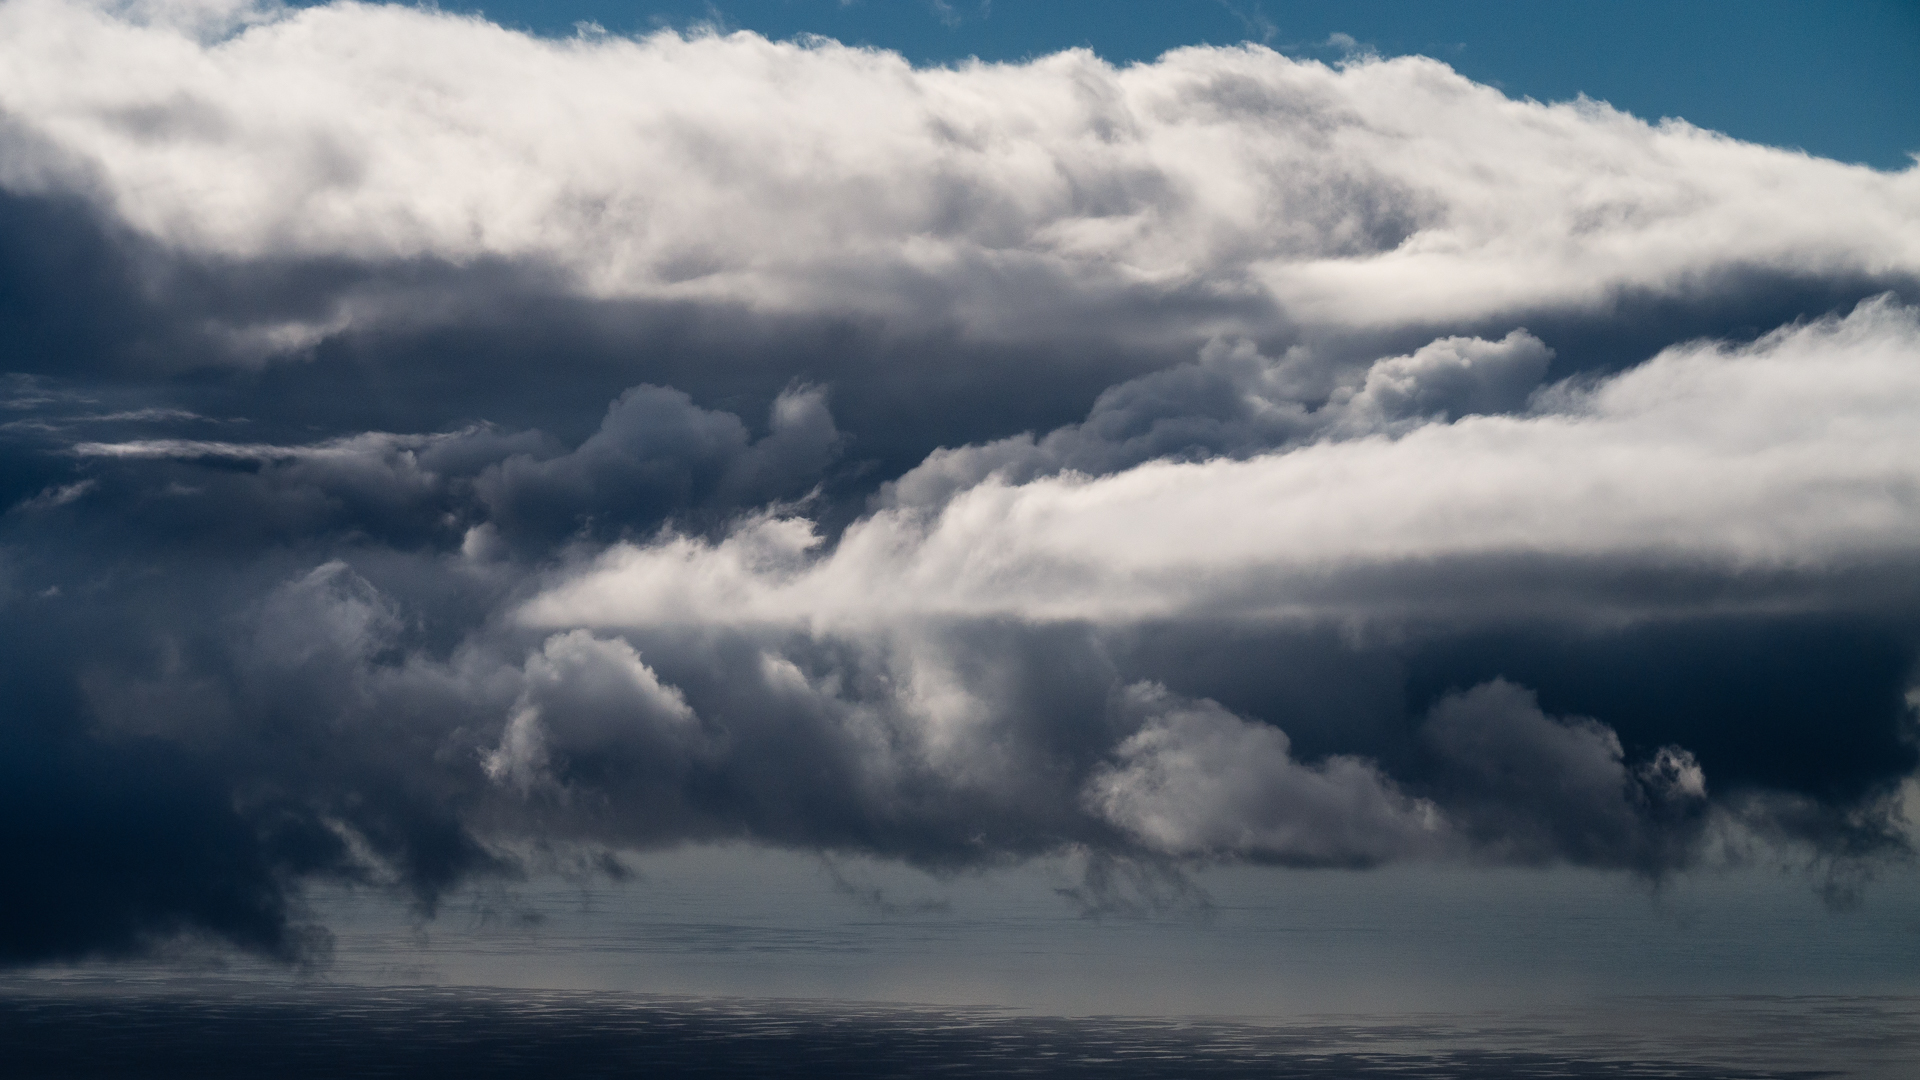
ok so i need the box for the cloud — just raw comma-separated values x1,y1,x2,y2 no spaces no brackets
879,329,1554,509
475,383,843,546
1,0,1915,356
27,385,839,554
525,298,1920,631
484,630,707,801
0,0,1915,965
1086,683,1441,866
1419,680,1709,870
1086,679,1711,872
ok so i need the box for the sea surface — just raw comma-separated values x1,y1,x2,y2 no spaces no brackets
10,850,1919,1077
2,978,1914,1078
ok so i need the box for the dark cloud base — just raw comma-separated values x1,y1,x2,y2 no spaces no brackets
5,186,1914,514
0,651,331,965
1402,617,1920,804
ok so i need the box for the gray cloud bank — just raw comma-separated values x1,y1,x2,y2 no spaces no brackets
1,0,1917,964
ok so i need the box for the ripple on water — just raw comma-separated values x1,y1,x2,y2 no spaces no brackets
0,978,1909,1079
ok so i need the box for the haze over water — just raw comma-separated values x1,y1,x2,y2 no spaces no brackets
14,852,1920,1075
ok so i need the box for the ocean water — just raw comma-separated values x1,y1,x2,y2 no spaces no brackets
2,979,1913,1078
11,850,1919,1077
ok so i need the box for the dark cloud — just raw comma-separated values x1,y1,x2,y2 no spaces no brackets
880,330,1555,509
474,383,843,547
0,617,340,965
1418,680,1709,871
0,0,1916,966
1402,616,1920,805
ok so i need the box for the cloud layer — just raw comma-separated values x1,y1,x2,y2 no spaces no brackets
529,302,1920,628
0,0,1916,963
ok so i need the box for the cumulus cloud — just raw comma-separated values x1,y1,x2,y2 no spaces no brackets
524,298,1920,630
0,0,1915,965
475,384,843,546
484,630,706,800
1086,680,1711,872
36,383,840,552
0,0,1916,355
1419,680,1709,870
1086,683,1442,866
880,329,1554,508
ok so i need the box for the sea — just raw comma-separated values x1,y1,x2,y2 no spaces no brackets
6,849,1916,1078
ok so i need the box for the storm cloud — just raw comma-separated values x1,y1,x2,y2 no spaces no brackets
1,0,1917,964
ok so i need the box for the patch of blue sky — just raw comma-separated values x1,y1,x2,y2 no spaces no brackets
330,1,1920,170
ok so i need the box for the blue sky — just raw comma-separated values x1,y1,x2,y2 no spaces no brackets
407,0,1920,169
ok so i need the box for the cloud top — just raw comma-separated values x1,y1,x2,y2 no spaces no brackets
2,0,1916,341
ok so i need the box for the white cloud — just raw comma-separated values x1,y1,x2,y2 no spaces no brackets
521,297,1920,632
1332,330,1553,431
1086,683,1442,864
0,0,1914,342
69,431,444,461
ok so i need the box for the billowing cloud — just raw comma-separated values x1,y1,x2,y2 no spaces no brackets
475,384,843,547
4,0,1918,325
523,299,1920,630
1086,683,1443,866
0,0,1915,966
484,630,707,800
1,0,1916,397
880,330,1556,508
1087,679,1712,872
1417,680,1709,870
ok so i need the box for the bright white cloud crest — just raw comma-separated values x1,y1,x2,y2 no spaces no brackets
0,0,1916,337
521,299,1920,631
